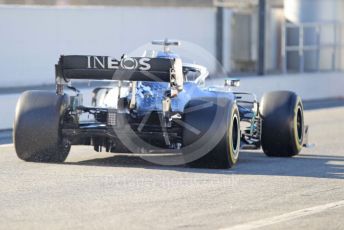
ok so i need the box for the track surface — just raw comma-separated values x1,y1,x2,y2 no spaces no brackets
1,107,344,229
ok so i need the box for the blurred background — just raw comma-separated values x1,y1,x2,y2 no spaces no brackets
0,0,344,131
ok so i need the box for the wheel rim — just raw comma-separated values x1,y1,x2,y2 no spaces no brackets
231,114,240,160
296,106,303,144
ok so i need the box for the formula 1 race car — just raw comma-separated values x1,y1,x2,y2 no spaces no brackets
14,40,306,169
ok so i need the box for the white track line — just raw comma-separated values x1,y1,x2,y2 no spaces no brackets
0,144,13,148
221,200,344,230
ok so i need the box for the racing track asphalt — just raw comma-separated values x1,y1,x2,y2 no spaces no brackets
0,103,343,229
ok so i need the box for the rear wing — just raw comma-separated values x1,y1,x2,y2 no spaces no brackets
55,55,183,94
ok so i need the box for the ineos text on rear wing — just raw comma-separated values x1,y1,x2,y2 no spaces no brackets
56,55,183,83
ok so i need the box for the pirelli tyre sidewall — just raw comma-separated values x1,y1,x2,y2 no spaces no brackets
182,99,240,169
260,91,304,157
14,90,71,162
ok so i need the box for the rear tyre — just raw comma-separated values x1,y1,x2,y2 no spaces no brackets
14,91,71,162
183,99,240,169
260,91,304,157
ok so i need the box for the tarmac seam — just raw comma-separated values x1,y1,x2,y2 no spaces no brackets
220,200,344,230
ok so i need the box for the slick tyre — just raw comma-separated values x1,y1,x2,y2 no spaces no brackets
182,99,240,169
260,91,304,157
14,91,71,162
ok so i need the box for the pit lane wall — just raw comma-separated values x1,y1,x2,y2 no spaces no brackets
1,72,344,130
210,72,344,101
0,4,218,87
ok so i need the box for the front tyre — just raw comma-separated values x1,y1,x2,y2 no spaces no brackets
14,91,71,162
260,91,304,157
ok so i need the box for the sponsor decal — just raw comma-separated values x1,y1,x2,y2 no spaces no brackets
87,56,151,70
